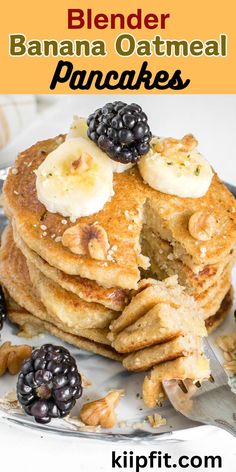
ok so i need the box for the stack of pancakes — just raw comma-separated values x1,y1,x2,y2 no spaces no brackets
109,277,210,407
0,135,236,362
141,180,236,332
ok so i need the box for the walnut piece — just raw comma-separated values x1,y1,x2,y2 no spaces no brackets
17,322,43,339
71,153,93,172
216,332,236,353
142,374,166,408
81,374,92,388
0,391,20,412
216,332,236,374
148,413,167,428
80,390,122,428
0,342,32,376
154,137,179,155
188,211,216,241
62,223,110,260
181,134,198,152
154,134,198,157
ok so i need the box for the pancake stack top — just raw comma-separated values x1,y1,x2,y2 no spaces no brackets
2,133,235,338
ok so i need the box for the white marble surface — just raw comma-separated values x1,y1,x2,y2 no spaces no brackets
0,95,235,470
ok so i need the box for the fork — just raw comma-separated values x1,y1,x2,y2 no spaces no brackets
163,339,236,437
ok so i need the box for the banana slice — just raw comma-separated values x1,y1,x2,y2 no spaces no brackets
67,116,134,174
138,135,213,198
36,137,114,219
110,160,134,174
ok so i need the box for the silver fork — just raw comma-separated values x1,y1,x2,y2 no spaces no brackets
163,339,236,437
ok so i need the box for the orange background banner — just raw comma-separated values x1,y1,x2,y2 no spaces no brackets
0,0,235,93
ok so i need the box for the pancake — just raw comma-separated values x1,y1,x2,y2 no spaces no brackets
144,353,210,384
121,290,233,367
142,353,210,407
142,231,235,294
205,288,233,333
13,222,129,312
3,135,236,290
110,276,205,336
0,226,114,346
3,136,146,289
110,277,207,354
2,225,119,330
6,301,122,362
123,334,202,372
194,269,231,308
110,275,232,356
111,302,206,354
200,277,231,320
27,258,119,330
144,187,236,269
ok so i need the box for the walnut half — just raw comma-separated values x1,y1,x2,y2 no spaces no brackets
80,390,122,428
62,223,110,261
188,211,216,241
0,342,32,376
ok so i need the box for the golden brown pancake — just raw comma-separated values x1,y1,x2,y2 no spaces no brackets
142,229,235,294
200,278,231,320
27,259,118,330
109,275,232,357
111,302,207,354
144,192,236,269
205,288,233,333
110,277,207,354
110,276,206,336
3,135,236,290
13,222,129,312
193,269,230,306
3,136,146,289
6,300,122,361
1,226,119,330
0,226,116,347
142,353,210,408
123,334,202,372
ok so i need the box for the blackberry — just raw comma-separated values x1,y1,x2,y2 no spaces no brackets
17,344,83,424
0,285,7,331
87,102,152,164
